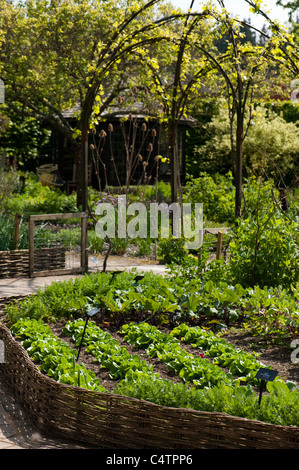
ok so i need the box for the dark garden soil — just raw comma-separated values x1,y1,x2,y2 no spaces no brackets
222,328,299,385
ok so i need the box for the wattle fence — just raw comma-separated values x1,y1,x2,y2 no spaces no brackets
0,323,299,449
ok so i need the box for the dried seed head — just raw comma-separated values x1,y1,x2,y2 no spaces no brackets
138,154,143,161
92,128,97,134
108,123,114,132
142,122,147,132
152,129,157,137
90,143,95,150
148,143,153,152
100,130,107,138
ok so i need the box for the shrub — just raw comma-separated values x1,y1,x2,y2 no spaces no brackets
4,176,78,215
193,103,299,182
229,206,299,289
157,237,187,264
0,169,21,208
183,172,235,224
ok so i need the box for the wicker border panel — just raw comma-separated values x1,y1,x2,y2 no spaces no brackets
1,322,299,449
0,247,65,278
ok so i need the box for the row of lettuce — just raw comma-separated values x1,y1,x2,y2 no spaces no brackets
10,316,299,427
5,270,299,343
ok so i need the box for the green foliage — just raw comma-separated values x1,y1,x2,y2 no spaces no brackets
229,180,299,289
4,271,179,325
170,323,265,385
115,370,299,427
265,100,299,126
0,169,22,207
134,237,153,256
183,172,235,224
127,182,172,204
229,214,299,289
0,213,28,250
243,284,299,341
119,322,236,389
4,268,299,343
6,280,299,427
63,319,153,380
242,106,299,180
185,96,221,177
166,250,210,281
0,213,101,252
157,237,187,264
0,105,51,168
193,104,299,182
4,178,78,215
87,230,104,253
11,318,106,391
114,370,196,409
110,236,131,256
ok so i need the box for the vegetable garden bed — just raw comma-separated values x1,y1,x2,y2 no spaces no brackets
1,322,299,449
1,270,299,449
1,315,299,449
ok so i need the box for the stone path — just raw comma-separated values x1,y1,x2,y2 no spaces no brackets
0,374,93,449
0,257,166,449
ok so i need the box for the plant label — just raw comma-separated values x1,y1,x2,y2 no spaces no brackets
255,368,278,382
87,307,100,317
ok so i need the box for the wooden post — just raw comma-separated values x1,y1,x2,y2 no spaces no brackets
28,216,35,277
216,231,223,260
14,214,20,250
81,213,88,273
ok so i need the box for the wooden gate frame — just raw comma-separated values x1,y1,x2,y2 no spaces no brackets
28,212,88,278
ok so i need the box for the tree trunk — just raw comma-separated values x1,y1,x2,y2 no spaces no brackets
79,86,96,212
168,120,180,204
80,125,89,213
235,111,243,219
73,144,81,207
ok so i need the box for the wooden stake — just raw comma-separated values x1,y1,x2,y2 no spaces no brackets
14,214,20,250
216,231,223,260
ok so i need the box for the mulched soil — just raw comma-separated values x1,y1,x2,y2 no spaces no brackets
48,319,299,393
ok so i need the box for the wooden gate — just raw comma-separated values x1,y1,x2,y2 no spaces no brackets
28,212,88,278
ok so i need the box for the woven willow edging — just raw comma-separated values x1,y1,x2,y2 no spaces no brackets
1,323,299,449
0,246,65,278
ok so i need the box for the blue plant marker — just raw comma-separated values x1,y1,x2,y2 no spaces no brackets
255,368,278,405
